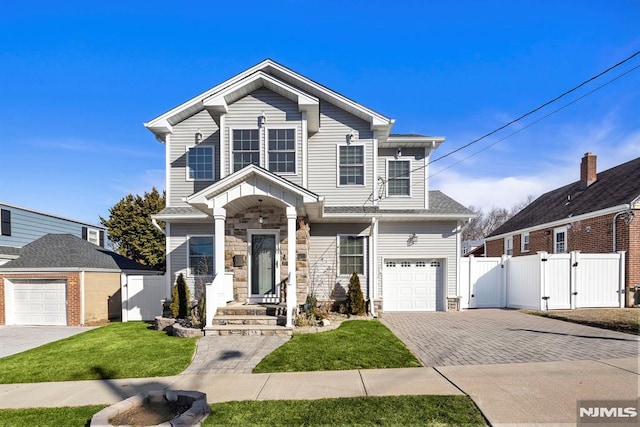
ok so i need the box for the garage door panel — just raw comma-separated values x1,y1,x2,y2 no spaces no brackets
12,280,67,325
383,259,443,312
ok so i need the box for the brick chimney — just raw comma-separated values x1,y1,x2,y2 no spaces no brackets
580,152,597,189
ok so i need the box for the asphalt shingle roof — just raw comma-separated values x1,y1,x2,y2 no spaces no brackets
488,156,640,237
0,234,159,272
324,191,474,216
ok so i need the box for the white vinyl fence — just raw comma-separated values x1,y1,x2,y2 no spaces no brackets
122,274,169,321
460,251,625,310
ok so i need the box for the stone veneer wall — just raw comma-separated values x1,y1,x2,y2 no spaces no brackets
224,205,309,306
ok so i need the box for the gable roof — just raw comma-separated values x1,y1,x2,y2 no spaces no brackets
0,234,160,273
488,156,640,238
144,58,395,141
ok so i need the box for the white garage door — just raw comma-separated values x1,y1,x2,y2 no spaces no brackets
383,259,443,312
13,280,67,325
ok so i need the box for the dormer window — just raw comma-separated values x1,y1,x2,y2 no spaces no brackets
233,129,260,172
187,146,214,180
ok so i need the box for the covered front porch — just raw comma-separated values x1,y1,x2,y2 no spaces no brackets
185,165,322,329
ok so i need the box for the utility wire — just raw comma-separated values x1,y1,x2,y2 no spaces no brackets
370,49,640,204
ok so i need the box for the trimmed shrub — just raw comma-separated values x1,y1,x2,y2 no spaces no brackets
346,271,366,315
170,273,190,319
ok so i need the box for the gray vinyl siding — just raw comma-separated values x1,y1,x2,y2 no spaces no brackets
378,148,425,209
0,204,106,248
168,222,215,296
168,110,220,206
225,88,303,185
307,101,374,206
378,221,459,297
308,222,370,300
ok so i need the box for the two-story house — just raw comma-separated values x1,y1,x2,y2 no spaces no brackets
146,60,474,329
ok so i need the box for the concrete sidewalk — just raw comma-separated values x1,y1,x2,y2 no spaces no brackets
0,367,461,408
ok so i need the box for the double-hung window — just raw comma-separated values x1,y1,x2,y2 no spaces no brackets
387,160,410,196
521,232,530,252
338,145,364,185
338,235,365,275
268,129,295,173
189,236,214,276
187,146,214,180
505,236,513,255
233,129,260,172
554,227,567,253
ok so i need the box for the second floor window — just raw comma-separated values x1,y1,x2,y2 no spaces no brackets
188,146,214,180
387,160,410,196
233,129,260,172
268,129,295,173
339,145,364,185
1,209,10,236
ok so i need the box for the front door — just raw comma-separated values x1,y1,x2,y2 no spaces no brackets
249,232,279,303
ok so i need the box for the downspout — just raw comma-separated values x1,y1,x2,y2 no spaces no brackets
152,218,165,235
80,271,85,326
456,218,473,309
612,207,634,252
369,217,378,318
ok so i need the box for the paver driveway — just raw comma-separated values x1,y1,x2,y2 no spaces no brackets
381,309,639,366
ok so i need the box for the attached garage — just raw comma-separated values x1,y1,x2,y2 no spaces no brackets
9,279,67,325
382,259,444,311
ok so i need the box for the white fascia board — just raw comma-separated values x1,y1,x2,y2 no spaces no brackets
485,204,632,241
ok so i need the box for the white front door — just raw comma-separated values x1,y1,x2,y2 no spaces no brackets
248,230,280,303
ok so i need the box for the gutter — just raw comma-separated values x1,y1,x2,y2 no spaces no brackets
152,218,165,235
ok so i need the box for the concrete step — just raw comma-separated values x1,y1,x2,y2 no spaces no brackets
212,315,283,326
203,324,293,336
216,304,287,317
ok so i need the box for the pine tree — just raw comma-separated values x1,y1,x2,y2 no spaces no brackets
346,271,366,315
100,188,166,270
170,273,190,319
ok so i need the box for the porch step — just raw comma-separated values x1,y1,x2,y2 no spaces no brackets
216,303,287,317
212,315,283,326
203,324,293,336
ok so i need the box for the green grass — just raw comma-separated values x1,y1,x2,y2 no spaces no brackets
0,322,198,383
205,395,487,426
0,405,105,427
254,320,422,373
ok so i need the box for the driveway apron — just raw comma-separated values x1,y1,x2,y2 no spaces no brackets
381,309,639,367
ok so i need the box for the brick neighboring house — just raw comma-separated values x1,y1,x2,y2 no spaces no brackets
485,153,640,306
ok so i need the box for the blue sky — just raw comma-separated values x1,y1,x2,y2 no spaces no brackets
1,1,639,224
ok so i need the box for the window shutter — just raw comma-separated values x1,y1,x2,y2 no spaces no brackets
1,209,11,236
82,226,87,240
99,230,105,247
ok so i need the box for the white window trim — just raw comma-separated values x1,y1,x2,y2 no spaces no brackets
187,234,214,277
336,234,367,276
385,158,412,197
554,227,568,254
266,126,298,175
336,143,366,187
185,145,214,182
504,236,513,255
521,232,530,252
230,127,262,173
86,228,100,245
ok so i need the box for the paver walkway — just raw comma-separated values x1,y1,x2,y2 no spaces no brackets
382,309,639,366
182,335,290,374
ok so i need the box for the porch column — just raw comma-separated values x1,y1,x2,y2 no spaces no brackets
286,206,297,327
206,207,226,328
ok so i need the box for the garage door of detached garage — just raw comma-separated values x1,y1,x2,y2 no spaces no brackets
383,259,444,312
12,279,67,325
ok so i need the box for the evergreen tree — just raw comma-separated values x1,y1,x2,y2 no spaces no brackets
346,271,366,315
100,188,166,270
170,273,190,319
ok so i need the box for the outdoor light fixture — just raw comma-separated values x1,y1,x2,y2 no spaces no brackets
347,131,354,143
396,146,402,158
259,112,267,126
408,233,418,246
195,129,203,143
258,199,265,224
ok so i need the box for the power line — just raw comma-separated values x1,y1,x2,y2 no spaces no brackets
371,49,640,203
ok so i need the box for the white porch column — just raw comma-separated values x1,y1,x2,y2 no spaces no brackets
286,206,297,327
206,207,226,327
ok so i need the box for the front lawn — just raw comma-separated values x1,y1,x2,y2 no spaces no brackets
0,322,198,383
205,395,486,426
523,308,639,335
0,396,487,427
254,320,421,373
